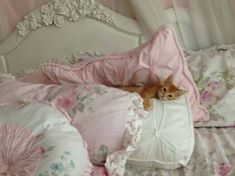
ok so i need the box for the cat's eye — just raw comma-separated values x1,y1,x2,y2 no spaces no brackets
168,94,173,98
162,87,167,92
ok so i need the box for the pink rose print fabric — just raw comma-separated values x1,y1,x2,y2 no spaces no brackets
187,45,235,127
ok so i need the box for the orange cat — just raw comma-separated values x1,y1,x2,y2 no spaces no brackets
119,75,187,111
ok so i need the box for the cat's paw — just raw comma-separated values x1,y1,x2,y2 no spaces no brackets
143,100,153,111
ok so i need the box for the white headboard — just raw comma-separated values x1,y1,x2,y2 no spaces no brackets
0,0,144,75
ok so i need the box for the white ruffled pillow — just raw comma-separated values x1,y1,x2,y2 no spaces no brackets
127,96,194,169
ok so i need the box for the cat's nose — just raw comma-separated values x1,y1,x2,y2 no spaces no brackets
162,97,167,100
159,94,165,100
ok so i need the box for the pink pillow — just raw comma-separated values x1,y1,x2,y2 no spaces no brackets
40,25,208,121
53,84,146,175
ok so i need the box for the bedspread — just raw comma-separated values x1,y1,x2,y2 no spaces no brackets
187,47,235,127
92,127,235,176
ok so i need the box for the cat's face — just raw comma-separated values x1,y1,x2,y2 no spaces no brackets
157,75,186,100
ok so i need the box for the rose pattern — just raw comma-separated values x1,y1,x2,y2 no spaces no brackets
53,84,109,117
187,45,235,126
218,162,232,176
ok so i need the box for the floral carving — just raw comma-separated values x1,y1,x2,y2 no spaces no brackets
17,0,115,37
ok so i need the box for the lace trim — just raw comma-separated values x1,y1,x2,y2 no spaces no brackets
46,51,104,65
16,69,38,76
17,0,115,38
105,94,147,175
14,51,104,76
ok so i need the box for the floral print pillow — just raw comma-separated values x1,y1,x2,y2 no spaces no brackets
187,45,235,126
49,84,147,176
0,103,92,176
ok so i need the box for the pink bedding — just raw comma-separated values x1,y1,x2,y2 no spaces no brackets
0,76,146,176
39,25,208,122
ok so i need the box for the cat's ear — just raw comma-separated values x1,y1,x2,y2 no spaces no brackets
177,89,187,96
162,74,174,84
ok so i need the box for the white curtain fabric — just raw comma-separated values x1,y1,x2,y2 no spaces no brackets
129,0,235,51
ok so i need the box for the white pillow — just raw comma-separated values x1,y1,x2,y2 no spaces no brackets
127,96,194,169
0,103,68,133
0,103,92,176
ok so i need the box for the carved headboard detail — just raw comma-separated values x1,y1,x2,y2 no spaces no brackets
0,0,144,74
17,0,115,38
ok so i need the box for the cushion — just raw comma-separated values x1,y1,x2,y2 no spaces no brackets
51,84,147,176
127,96,194,169
0,103,92,176
40,24,208,122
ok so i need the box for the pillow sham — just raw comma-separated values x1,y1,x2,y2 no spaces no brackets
49,84,147,176
127,96,194,169
0,103,92,176
40,24,208,122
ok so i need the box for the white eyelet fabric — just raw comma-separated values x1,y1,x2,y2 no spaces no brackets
127,96,194,169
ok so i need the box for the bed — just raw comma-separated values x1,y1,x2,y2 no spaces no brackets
0,0,235,176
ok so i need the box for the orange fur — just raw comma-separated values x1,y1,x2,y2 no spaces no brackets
119,75,187,111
